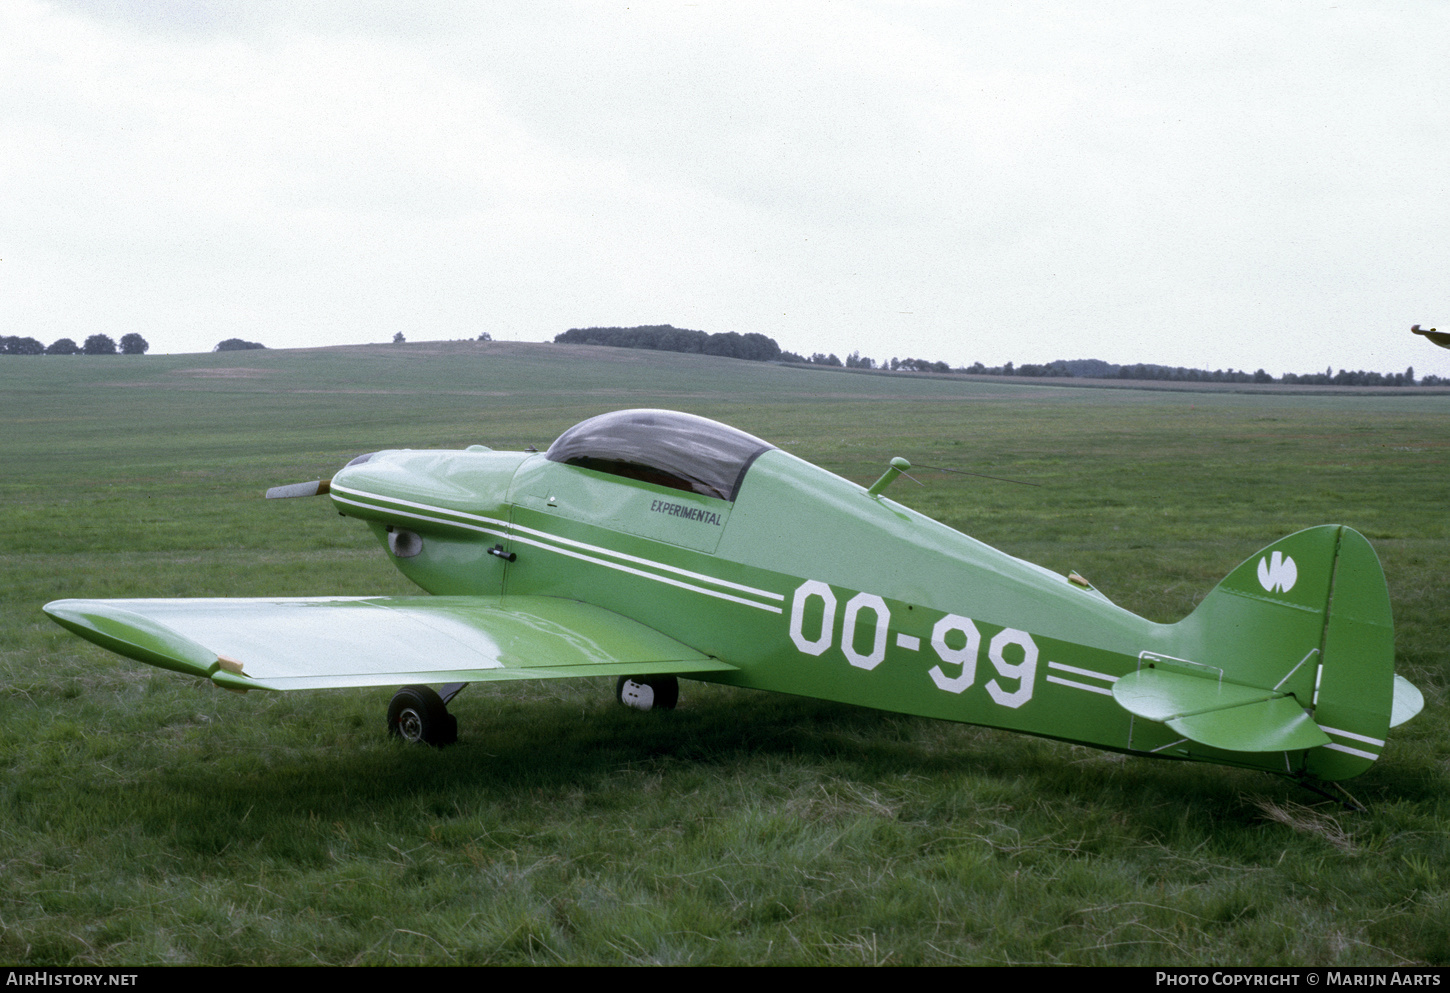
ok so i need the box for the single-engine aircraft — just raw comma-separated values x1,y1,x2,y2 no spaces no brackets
45,409,1423,795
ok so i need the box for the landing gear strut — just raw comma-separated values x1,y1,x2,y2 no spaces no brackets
387,685,458,746
616,675,679,711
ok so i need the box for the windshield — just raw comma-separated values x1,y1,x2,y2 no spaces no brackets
545,409,774,501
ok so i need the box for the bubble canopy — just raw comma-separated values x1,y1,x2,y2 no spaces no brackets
545,409,775,501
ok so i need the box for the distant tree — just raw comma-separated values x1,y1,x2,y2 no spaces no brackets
702,331,745,357
215,338,266,351
393,332,406,344
5,336,45,355
1063,359,1119,378
46,338,80,355
119,333,149,355
554,325,782,362
737,332,780,362
83,334,117,355
477,332,492,342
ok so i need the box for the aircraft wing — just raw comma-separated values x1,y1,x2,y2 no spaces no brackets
43,595,732,692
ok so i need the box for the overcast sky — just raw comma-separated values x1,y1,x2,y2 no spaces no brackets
3,1,1446,376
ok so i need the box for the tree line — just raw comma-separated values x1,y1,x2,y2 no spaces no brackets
779,353,1437,386
551,327,1443,387
954,358,1435,387
0,335,276,355
1,334,148,355
9,324,1440,387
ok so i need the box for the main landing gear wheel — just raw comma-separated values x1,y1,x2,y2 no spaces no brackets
615,675,679,712
387,685,458,746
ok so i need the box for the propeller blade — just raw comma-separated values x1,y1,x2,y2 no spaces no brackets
265,479,332,499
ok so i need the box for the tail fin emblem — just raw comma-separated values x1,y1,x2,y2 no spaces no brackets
1257,551,1298,593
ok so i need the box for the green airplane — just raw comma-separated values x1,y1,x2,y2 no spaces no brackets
44,409,1423,794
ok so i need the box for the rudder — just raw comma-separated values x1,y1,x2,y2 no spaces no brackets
1309,526,1398,778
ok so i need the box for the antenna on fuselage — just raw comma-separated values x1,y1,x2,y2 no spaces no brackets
866,457,914,497
866,457,1039,497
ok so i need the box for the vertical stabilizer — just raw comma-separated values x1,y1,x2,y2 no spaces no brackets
1167,525,1398,780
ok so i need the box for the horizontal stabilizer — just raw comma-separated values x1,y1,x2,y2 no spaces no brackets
1113,667,1330,753
1168,696,1331,753
44,595,733,691
1114,667,1276,722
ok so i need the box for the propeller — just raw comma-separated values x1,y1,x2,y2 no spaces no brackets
265,453,375,499
265,479,331,499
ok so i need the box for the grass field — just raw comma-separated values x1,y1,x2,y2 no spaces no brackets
3,341,1448,965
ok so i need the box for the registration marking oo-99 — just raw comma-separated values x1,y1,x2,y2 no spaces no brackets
787,579,1040,710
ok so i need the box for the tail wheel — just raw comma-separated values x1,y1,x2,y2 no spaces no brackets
616,675,679,711
387,685,458,746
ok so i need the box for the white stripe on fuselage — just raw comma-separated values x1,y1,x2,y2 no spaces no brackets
1045,675,1115,697
1044,660,1119,697
329,483,784,613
